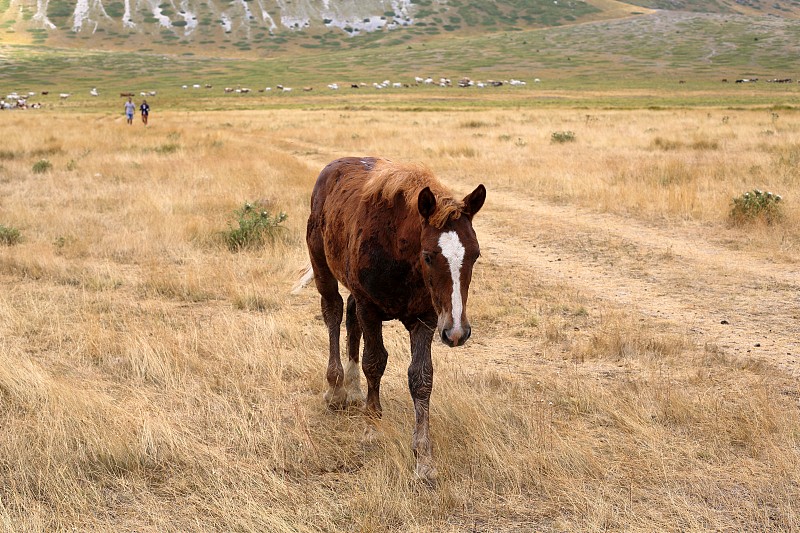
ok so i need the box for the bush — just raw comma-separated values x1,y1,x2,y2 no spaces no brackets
32,159,52,173
154,143,180,155
0,224,21,245
729,189,784,225
551,131,576,143
222,202,287,251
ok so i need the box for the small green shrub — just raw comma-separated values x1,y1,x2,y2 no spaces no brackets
154,143,180,155
222,202,288,251
0,224,21,245
32,159,52,173
461,120,490,129
729,189,784,225
551,131,576,144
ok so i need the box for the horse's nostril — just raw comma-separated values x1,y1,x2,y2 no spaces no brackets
463,326,472,343
441,329,449,344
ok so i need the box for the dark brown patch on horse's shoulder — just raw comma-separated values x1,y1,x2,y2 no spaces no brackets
357,237,418,315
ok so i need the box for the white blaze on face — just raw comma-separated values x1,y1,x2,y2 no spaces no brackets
438,231,465,333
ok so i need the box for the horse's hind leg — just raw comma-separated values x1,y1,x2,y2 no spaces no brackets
344,294,365,406
311,260,346,409
357,301,389,418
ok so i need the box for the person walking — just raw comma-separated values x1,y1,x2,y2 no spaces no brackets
124,97,135,125
140,99,150,126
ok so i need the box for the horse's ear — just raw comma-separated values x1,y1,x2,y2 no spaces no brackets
462,184,486,218
418,187,437,221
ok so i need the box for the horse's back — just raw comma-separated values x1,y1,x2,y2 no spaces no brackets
307,158,377,286
310,157,375,213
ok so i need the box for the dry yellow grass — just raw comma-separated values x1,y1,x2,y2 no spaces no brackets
1,107,799,531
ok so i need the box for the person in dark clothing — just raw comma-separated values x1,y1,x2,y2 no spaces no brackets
140,100,150,126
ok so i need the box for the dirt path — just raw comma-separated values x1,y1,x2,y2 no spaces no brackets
475,188,800,377
281,140,799,377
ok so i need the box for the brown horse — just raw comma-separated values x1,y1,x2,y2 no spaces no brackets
304,157,485,482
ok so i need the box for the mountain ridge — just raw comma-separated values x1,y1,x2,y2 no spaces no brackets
5,0,798,57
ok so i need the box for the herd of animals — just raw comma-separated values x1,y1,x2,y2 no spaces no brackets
3,75,798,110
1,76,531,109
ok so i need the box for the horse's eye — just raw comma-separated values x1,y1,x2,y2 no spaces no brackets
422,252,432,265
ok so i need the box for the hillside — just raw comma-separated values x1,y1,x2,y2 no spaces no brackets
1,0,799,59
0,0,607,54
1,0,800,104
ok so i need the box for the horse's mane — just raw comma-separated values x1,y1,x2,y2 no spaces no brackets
360,159,463,229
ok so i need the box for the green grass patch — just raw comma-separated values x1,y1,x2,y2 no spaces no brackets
153,143,180,155
551,131,576,143
32,159,52,173
0,224,21,245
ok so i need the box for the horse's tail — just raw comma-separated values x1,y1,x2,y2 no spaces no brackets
291,263,314,294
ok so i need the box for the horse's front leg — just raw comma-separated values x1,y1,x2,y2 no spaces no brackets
407,317,437,483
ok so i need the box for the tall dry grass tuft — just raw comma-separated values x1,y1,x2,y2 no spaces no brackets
0,108,798,531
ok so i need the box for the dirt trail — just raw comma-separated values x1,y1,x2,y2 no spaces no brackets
282,141,799,377
475,188,800,377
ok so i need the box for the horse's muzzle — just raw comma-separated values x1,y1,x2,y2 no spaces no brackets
441,325,471,347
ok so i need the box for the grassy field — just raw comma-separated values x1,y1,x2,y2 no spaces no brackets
1,102,799,531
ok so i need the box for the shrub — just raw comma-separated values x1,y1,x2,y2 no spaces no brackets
32,159,52,173
222,202,287,251
551,131,576,143
154,143,180,155
729,189,784,225
0,224,21,245
461,120,490,129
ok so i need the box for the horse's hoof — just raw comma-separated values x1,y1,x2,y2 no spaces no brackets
323,388,347,410
414,462,438,488
346,389,366,408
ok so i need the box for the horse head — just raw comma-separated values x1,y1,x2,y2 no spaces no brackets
418,184,485,347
